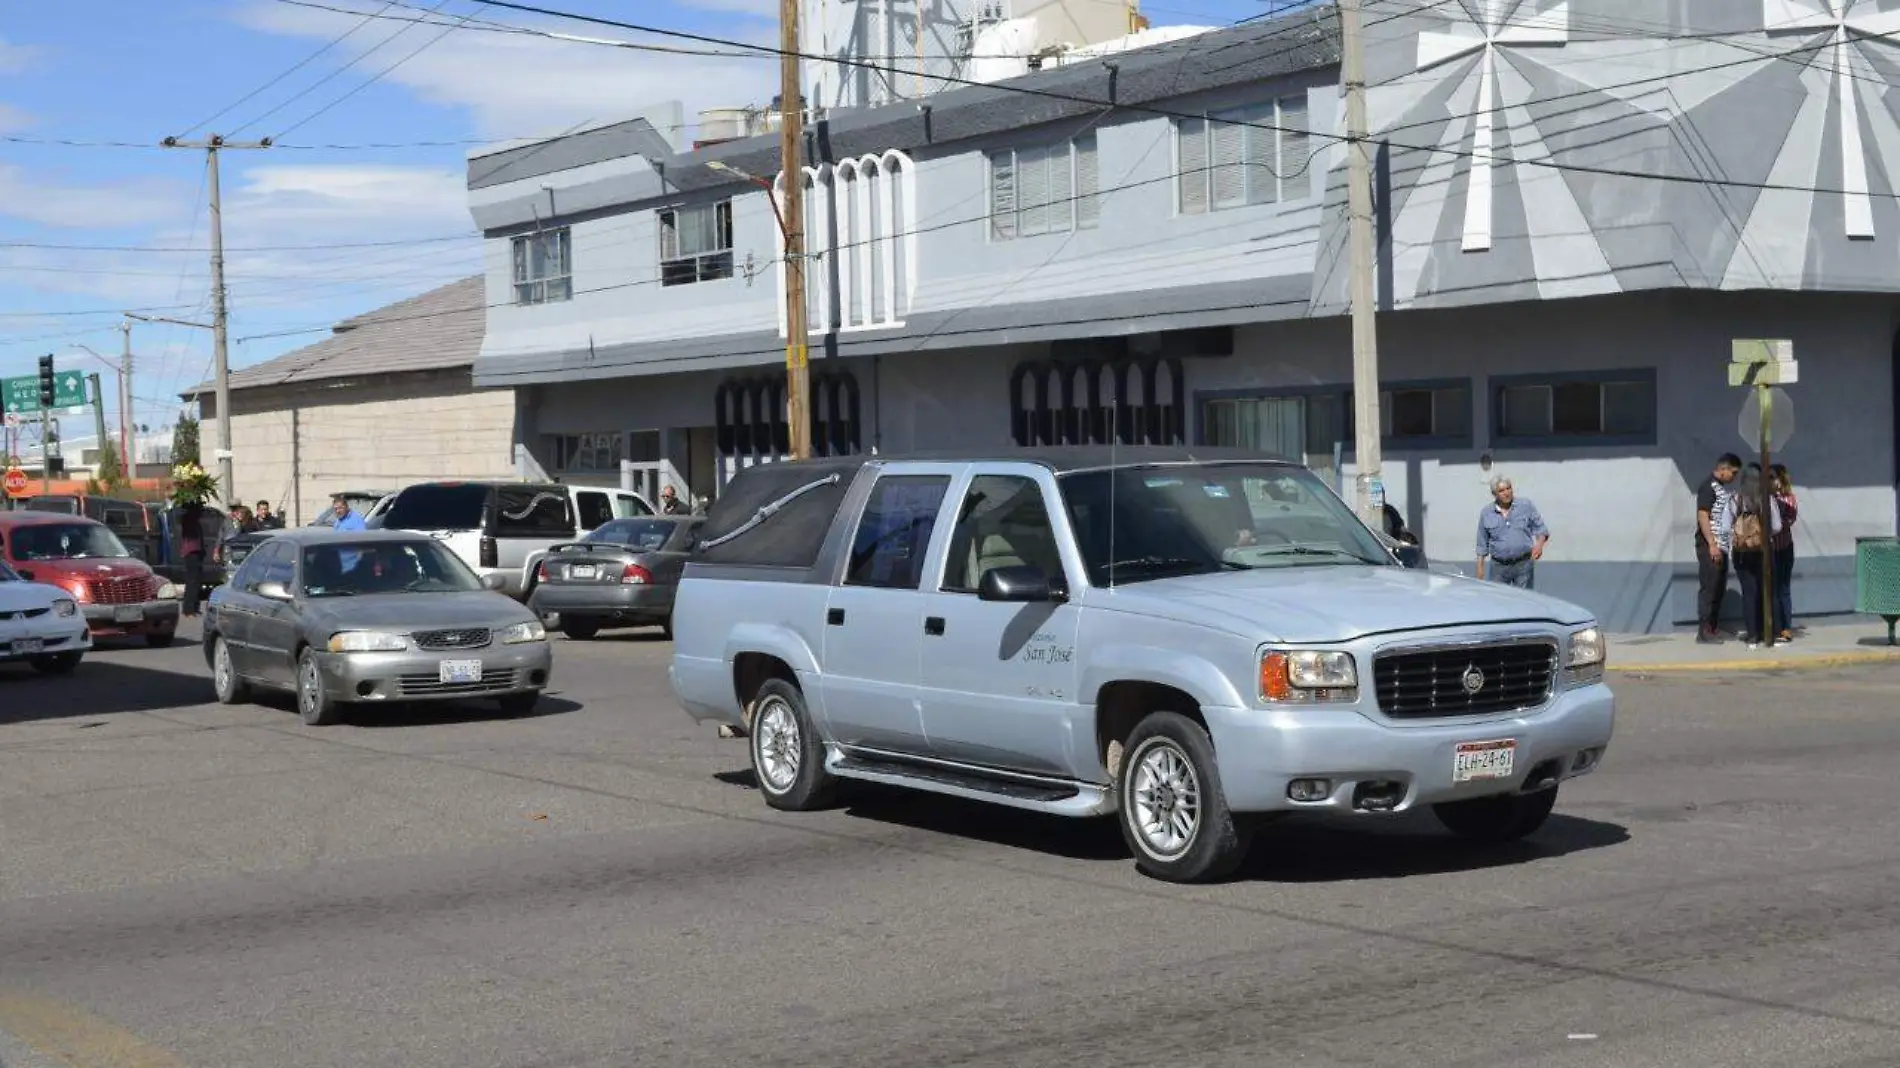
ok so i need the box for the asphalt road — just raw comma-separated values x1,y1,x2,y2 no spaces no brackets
4,625,1900,1068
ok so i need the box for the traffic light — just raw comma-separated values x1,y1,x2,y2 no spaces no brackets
36,354,54,409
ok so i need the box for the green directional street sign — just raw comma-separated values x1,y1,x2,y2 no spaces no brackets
2,372,88,415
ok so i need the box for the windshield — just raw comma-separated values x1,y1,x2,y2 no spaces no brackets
585,518,686,550
9,523,132,561
0,560,18,582
1057,463,1392,586
300,540,484,598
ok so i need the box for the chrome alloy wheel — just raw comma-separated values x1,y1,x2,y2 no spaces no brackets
753,695,802,794
213,639,234,696
1130,740,1202,860
298,657,322,717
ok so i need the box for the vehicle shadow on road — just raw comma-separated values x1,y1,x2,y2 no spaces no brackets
1238,812,1631,882
246,692,585,728
0,658,213,722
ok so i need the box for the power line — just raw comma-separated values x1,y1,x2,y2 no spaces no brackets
272,1,482,139
233,0,456,135
0,233,476,253
182,0,407,137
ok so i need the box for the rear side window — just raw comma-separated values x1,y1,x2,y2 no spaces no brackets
576,491,613,530
383,484,488,531
493,486,574,537
845,475,951,590
693,459,863,568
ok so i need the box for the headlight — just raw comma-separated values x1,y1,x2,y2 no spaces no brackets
498,620,547,644
53,599,76,618
1260,649,1359,703
156,583,181,600
327,631,410,653
1566,626,1606,683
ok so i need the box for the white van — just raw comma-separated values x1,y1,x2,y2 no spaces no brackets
377,481,652,599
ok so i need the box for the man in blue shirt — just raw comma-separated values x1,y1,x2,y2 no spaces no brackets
329,495,366,531
1475,477,1549,589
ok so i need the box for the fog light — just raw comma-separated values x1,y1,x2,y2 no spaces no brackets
1287,778,1332,802
1572,747,1603,771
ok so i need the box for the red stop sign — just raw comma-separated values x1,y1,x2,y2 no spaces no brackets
2,468,27,497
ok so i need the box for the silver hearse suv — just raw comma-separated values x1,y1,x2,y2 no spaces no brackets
669,448,1613,883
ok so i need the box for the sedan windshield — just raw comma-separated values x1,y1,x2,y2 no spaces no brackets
9,523,131,561
1057,463,1392,586
585,518,685,551
301,540,484,598
0,560,18,582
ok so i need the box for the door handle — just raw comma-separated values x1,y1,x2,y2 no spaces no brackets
924,616,945,636
827,607,845,626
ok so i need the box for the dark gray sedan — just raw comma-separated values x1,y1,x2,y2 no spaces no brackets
529,516,702,640
202,530,554,725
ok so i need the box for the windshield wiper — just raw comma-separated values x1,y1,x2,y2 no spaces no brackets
1107,555,1232,577
1250,545,1380,565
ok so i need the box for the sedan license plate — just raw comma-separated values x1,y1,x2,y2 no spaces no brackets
439,659,483,684
1453,739,1516,783
569,563,598,580
113,606,144,624
11,638,42,656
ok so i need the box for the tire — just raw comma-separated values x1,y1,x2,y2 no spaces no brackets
562,617,601,641
1116,712,1252,883
748,679,836,811
496,691,540,717
1432,786,1559,843
660,615,673,642
209,637,250,704
146,631,175,648
295,647,342,726
28,651,82,676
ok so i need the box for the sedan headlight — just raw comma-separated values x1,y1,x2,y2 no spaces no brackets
497,620,547,644
1566,626,1606,684
156,582,182,600
1260,649,1359,703
52,599,77,618
327,631,410,653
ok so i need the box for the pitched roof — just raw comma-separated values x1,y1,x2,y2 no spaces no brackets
186,275,485,396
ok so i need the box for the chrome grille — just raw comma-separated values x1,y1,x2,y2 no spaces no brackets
1373,640,1557,720
412,628,492,651
398,669,517,696
85,575,154,605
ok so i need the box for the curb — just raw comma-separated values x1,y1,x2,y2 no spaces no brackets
1609,649,1900,674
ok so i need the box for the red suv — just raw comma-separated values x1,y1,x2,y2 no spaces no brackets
0,513,182,646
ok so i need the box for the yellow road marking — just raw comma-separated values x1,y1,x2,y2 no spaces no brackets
0,992,187,1068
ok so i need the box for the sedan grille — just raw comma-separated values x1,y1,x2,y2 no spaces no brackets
398,669,518,696
0,607,50,621
86,575,154,605
1373,641,1557,720
412,628,492,651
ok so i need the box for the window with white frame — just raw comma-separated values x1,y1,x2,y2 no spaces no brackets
512,228,572,305
1176,94,1311,214
659,201,734,286
989,134,1100,240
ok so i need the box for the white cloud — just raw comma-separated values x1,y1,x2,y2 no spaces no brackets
236,1,776,139
0,165,192,230
0,37,39,76
0,102,31,133
679,0,778,17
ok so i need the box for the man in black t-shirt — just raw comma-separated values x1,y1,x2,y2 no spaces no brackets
1694,453,1742,643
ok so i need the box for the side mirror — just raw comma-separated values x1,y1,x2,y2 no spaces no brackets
256,580,292,602
16,569,33,582
1395,544,1426,570
978,565,1065,604
481,573,508,592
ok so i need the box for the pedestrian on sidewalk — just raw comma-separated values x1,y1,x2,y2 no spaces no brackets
1771,463,1798,642
1475,477,1548,588
1695,453,1741,644
177,501,207,618
1729,464,1785,650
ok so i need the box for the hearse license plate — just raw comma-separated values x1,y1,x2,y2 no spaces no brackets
1454,739,1516,783
569,563,597,580
11,638,42,656
113,606,143,623
439,659,483,684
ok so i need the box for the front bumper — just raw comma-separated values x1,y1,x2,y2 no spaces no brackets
529,582,674,622
82,599,181,636
316,640,554,703
0,620,93,661
1206,682,1615,813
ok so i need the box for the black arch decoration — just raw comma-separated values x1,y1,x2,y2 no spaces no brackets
1009,357,1185,447
714,370,863,459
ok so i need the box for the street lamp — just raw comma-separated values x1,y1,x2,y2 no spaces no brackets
707,158,811,459
64,342,131,474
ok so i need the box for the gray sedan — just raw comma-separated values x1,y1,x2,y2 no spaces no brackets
203,530,554,725
529,516,701,640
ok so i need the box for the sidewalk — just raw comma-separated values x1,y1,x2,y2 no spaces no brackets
1609,616,1900,673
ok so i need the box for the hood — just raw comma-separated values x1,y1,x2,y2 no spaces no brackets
1088,565,1593,644
0,580,68,612
14,556,154,585
305,590,536,632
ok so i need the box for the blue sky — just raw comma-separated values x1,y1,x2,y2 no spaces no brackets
0,0,1277,436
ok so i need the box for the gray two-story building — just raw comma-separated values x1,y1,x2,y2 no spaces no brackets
463,0,1900,634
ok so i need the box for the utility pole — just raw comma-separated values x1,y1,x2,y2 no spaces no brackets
1340,0,1385,528
780,0,812,460
161,133,270,503
119,318,134,476
88,373,110,480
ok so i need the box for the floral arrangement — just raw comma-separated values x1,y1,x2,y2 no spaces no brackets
168,462,221,508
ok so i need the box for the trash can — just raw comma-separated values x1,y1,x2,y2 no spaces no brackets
1855,536,1900,645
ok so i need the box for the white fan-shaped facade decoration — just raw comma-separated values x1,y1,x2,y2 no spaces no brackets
776,149,917,336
